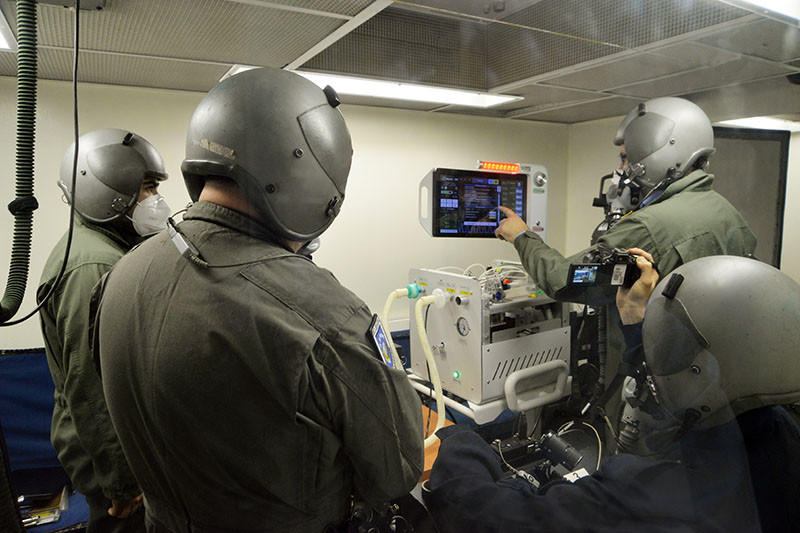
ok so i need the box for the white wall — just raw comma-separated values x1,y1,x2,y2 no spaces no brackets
318,105,568,330
6,77,794,350
0,77,203,349
0,77,569,348
564,117,623,255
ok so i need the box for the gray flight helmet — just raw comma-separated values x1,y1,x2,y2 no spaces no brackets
58,128,168,224
642,256,800,430
614,97,715,192
181,67,353,242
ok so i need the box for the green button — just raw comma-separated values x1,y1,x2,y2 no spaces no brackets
453,371,460,379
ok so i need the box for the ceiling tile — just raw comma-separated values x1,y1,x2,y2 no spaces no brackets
302,6,487,90
493,83,600,113
0,0,794,125
514,96,643,123
397,0,544,21
697,18,800,62
652,40,742,65
686,77,800,121
37,47,229,92
611,56,795,98
540,53,687,91
488,24,612,89
437,106,507,118
486,0,747,86
266,0,377,18
23,0,346,67
540,41,743,92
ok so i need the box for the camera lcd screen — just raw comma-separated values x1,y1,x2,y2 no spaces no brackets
432,168,526,238
570,265,599,285
368,315,395,368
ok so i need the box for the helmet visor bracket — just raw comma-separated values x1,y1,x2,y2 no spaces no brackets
297,103,352,193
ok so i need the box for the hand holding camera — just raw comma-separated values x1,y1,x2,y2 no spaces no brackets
614,248,659,325
567,244,651,289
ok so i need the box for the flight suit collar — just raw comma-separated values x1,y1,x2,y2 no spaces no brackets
183,201,284,244
657,169,713,204
76,214,131,250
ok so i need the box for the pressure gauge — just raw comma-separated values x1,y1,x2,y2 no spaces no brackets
456,316,470,336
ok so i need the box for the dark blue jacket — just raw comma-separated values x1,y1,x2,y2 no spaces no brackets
424,321,800,532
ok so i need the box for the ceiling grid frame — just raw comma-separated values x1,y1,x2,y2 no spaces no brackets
0,0,794,123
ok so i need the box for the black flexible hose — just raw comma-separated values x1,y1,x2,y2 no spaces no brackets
0,0,37,323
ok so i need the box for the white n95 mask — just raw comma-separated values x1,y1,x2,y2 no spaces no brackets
129,194,171,236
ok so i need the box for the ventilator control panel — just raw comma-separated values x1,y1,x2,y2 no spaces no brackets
419,163,548,240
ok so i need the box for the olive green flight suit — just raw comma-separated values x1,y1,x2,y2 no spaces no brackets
95,202,424,533
37,216,142,529
513,169,757,424
514,170,757,296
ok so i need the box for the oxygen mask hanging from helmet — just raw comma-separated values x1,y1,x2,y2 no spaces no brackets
606,169,642,216
590,163,641,244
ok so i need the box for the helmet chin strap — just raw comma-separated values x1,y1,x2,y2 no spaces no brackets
630,166,683,212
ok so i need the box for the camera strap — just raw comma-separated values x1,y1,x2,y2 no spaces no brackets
596,360,637,409
631,169,682,213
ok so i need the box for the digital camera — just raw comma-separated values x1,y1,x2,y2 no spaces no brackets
567,245,642,289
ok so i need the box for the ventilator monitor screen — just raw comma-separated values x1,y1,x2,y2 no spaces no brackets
432,168,527,238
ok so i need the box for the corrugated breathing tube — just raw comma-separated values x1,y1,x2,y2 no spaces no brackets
0,0,38,324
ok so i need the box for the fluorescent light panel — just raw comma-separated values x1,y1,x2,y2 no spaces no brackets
718,116,800,132
220,65,522,109
717,0,800,24
220,64,256,81
295,71,522,108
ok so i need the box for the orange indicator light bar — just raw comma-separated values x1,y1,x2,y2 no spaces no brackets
479,161,521,173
